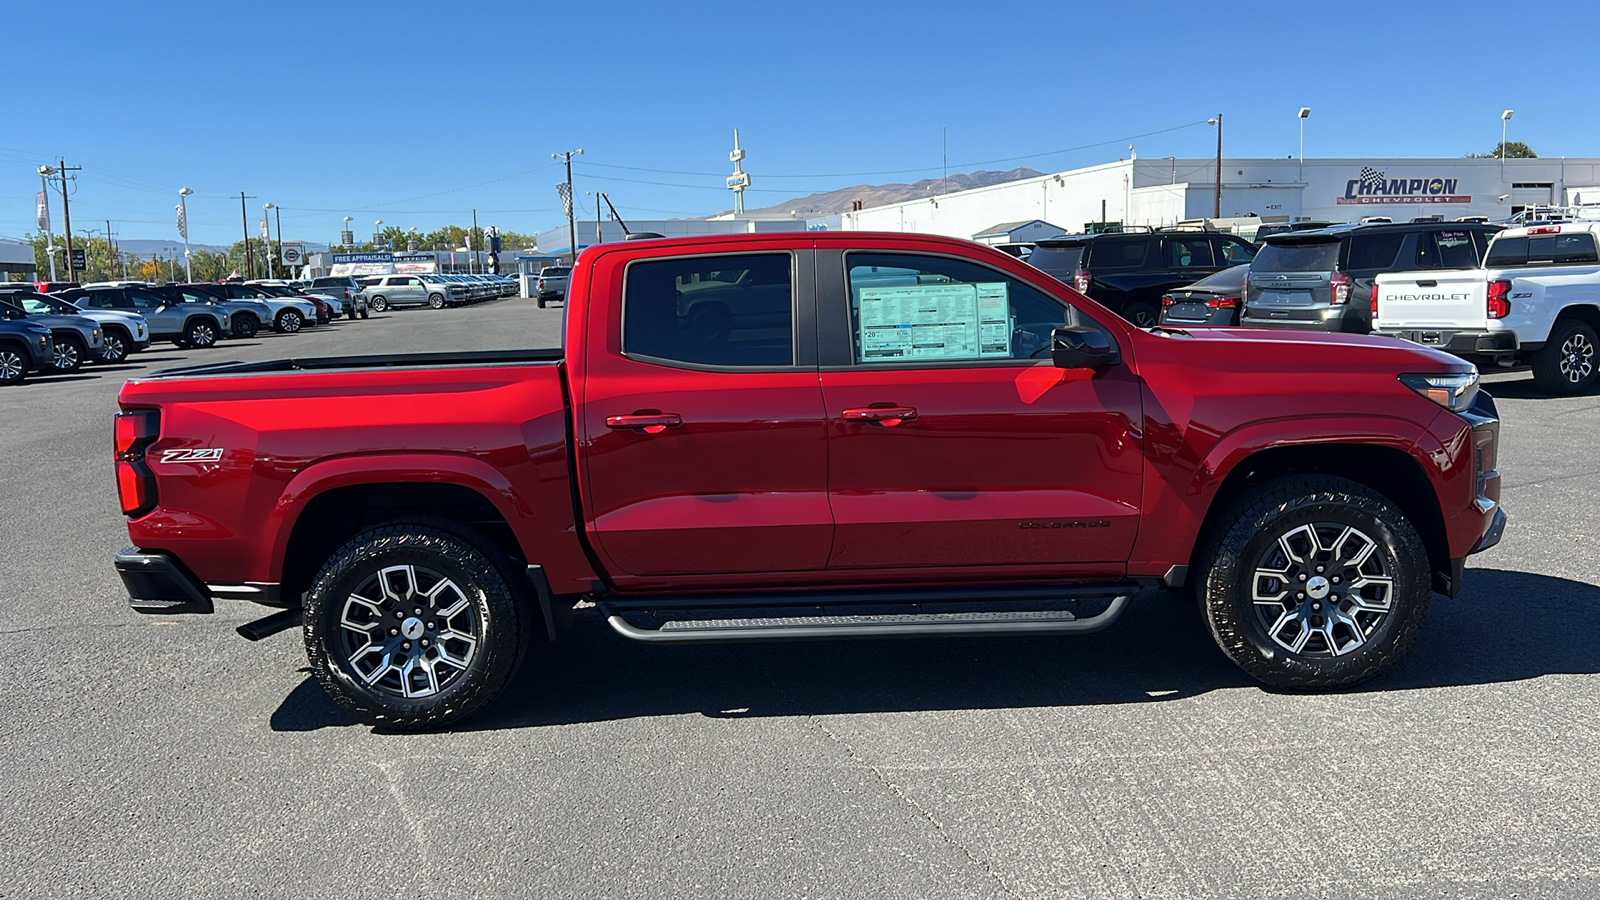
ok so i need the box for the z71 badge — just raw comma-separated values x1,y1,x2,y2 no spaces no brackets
160,448,224,464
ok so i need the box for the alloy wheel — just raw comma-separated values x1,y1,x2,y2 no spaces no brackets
337,564,479,699
53,341,79,371
1560,331,1595,384
100,334,126,362
1251,522,1393,656
0,349,23,381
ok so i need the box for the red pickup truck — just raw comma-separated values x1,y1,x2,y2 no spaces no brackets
113,232,1505,728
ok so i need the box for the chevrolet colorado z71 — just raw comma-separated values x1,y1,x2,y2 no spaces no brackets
113,232,1506,728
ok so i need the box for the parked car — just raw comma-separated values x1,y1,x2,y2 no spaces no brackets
32,281,80,294
1026,230,1258,326
0,286,149,363
0,310,59,385
0,295,104,373
250,279,361,321
1374,217,1600,394
305,277,366,319
1158,264,1250,327
149,284,269,339
113,231,1504,729
188,283,318,333
61,285,228,349
535,266,571,307
1242,222,1501,334
360,274,461,311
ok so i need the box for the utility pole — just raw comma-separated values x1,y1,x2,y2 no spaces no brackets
239,192,255,278
106,219,114,279
471,208,480,274
553,149,583,264
601,193,630,235
56,159,81,282
1208,114,1223,219
595,192,602,244
274,205,283,277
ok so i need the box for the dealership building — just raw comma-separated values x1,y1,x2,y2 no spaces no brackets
840,156,1600,240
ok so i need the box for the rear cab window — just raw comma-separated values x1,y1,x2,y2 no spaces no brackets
1486,232,1600,267
844,252,1099,364
623,253,795,367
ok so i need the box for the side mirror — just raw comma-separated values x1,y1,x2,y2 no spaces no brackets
1050,326,1120,369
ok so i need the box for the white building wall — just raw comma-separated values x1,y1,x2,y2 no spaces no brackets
839,157,1600,239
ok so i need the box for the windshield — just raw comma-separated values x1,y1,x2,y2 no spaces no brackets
1252,239,1342,272
1025,246,1085,278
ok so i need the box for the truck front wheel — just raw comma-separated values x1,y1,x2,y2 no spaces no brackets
1196,475,1431,690
1531,319,1598,395
303,522,530,729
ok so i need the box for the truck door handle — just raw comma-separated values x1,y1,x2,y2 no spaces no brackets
842,406,918,426
605,413,683,433
1416,280,1438,287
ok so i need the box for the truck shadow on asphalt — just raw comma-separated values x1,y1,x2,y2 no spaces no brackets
269,567,1600,733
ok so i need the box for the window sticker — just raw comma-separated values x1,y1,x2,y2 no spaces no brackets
858,282,1011,361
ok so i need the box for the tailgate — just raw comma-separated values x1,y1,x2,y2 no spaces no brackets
1373,270,1488,330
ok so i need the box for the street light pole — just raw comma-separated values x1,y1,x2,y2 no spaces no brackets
470,209,479,274
1501,109,1515,183
1298,107,1311,182
178,188,194,282
274,205,283,276
38,168,57,281
553,149,583,264
264,203,276,278
1207,114,1223,219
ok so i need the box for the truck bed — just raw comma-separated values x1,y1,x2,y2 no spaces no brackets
143,347,564,379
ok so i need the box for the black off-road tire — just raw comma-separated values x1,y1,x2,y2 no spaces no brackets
537,298,547,308
1195,475,1431,690
1531,318,1599,395
275,309,303,333
303,521,531,730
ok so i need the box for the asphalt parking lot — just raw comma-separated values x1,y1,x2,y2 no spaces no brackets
1,301,1597,899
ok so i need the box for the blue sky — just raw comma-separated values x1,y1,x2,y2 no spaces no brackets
2,0,1590,247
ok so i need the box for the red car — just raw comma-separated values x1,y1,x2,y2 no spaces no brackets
112,232,1504,728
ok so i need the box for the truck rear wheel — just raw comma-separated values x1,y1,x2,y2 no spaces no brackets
1195,475,1430,690
1531,319,1598,394
303,522,530,729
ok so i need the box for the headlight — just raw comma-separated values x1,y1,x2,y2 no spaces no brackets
93,328,102,340
1399,371,1480,412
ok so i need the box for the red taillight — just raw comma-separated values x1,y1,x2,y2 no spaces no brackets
1330,271,1353,305
114,410,159,516
1073,268,1091,294
1487,280,1512,319
1161,294,1174,307
1206,296,1240,309
1370,283,1380,316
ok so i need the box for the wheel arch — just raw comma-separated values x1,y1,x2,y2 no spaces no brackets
1192,443,1451,595
277,478,525,612
1552,302,1600,333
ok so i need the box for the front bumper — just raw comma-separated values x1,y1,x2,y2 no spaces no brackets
115,548,213,614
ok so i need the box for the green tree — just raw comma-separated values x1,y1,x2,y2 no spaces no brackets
1467,141,1537,159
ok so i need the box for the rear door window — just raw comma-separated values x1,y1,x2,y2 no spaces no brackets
1088,238,1152,269
1346,233,1406,270
623,253,794,367
1415,230,1480,269
1164,236,1214,268
1215,236,1257,264
1252,240,1341,272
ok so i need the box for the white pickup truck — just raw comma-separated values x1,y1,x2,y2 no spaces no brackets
1373,220,1600,394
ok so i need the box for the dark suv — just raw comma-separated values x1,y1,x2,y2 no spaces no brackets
1242,222,1500,333
1026,230,1258,326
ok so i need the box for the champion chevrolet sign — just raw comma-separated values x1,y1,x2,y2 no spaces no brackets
1337,166,1472,205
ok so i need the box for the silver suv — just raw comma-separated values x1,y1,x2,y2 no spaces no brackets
361,275,459,311
63,286,229,349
